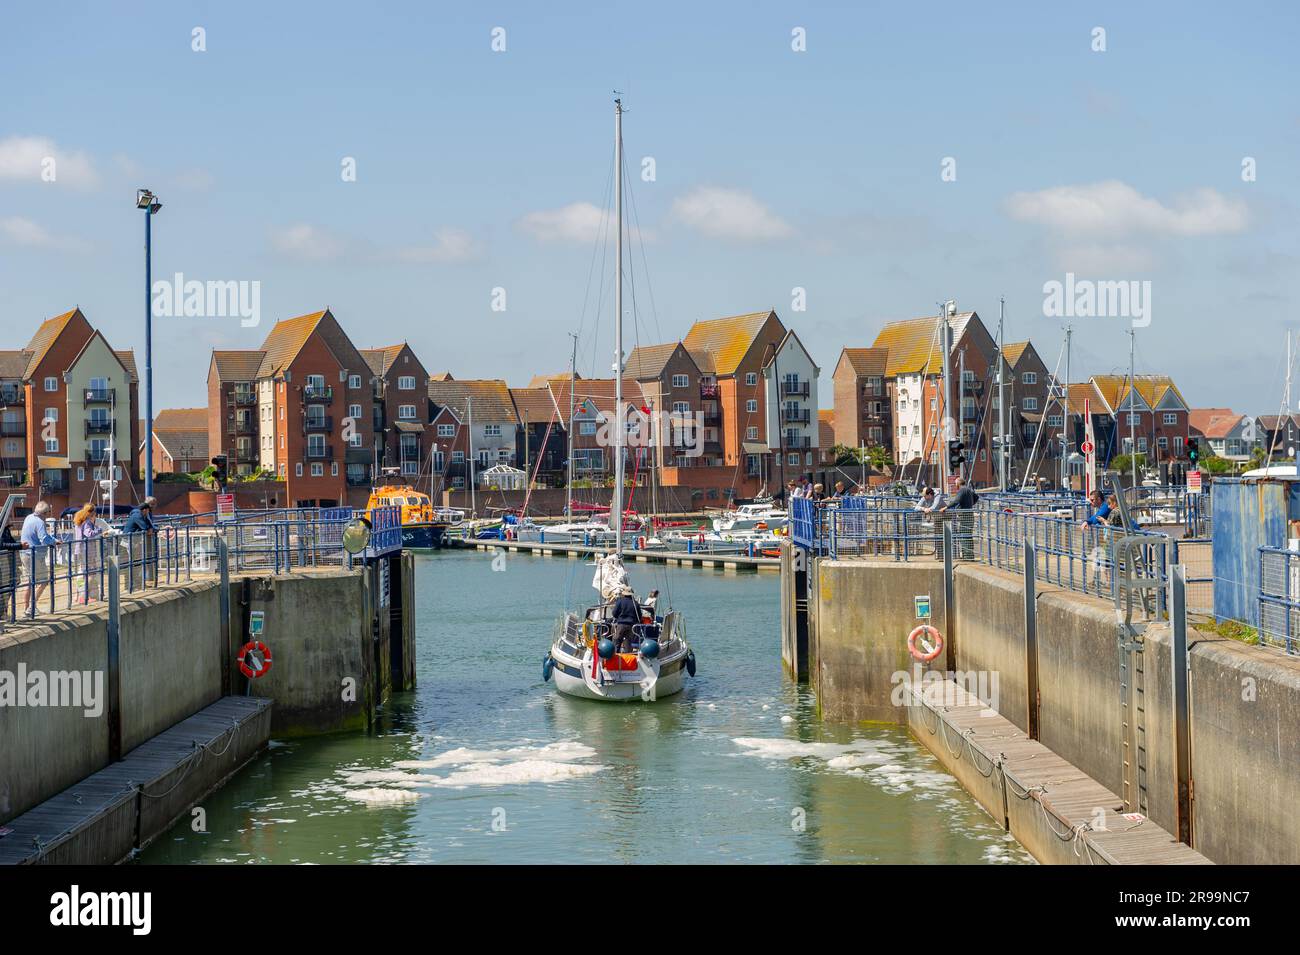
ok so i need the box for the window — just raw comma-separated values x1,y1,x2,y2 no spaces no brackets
295,463,303,477
746,399,758,413
398,376,416,390
399,405,416,420
307,434,325,457
44,377,57,391
452,476,464,488
331,462,339,476
452,451,464,463
484,424,501,437
349,404,362,419
477,450,491,466
745,372,757,386
348,374,361,389
350,433,363,447
1022,372,1037,385
498,449,510,462
787,453,799,466
1163,413,1177,425
1022,397,1038,411
1047,415,1063,428
311,463,323,476
580,422,596,436
1158,436,1168,449
672,401,689,415
962,370,974,383
1127,413,1141,425
1137,437,1148,452
437,423,455,437
43,407,58,422
746,427,758,440
805,452,813,466
433,451,445,470
339,370,347,382
77,467,85,481
672,374,689,389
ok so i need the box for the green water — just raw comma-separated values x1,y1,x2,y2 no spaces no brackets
141,551,1030,864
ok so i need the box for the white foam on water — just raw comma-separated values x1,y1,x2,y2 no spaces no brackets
732,736,895,762
780,715,794,724
429,759,608,789
345,788,423,805
341,770,432,788
392,740,597,769
826,752,892,770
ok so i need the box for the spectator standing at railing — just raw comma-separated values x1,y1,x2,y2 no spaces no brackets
123,497,158,587
20,501,57,613
0,522,20,608
1082,490,1111,527
72,502,105,604
938,478,978,559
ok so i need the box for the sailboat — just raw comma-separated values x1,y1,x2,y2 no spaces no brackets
543,97,695,702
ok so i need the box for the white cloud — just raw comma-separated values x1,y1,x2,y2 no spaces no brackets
1006,180,1248,237
0,216,87,251
395,227,482,264
516,202,608,243
0,136,98,188
269,223,347,261
670,186,793,241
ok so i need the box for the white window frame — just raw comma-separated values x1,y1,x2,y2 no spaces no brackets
348,374,361,389
746,399,758,413
484,424,501,437
44,377,58,392
745,372,757,386
1162,412,1177,425
398,405,417,420
1022,372,1037,385
398,375,416,391
671,374,689,389
437,423,455,437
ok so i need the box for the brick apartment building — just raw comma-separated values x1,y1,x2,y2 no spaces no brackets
426,378,518,491
1089,375,1191,466
0,308,140,514
362,343,432,479
830,347,890,452
206,309,377,507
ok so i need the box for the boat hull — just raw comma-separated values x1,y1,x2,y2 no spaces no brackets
401,522,446,550
550,652,687,701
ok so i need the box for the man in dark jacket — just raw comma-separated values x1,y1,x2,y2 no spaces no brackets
610,585,641,653
123,496,157,534
938,479,979,558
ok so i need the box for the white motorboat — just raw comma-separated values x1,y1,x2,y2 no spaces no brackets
515,520,615,544
711,502,788,533
543,98,695,703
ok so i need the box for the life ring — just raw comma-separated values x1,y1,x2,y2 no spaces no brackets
907,625,943,663
581,618,594,647
237,640,273,679
755,521,767,530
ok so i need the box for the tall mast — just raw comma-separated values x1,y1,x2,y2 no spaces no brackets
468,394,476,516
1063,325,1072,489
997,297,1006,491
1128,328,1137,489
613,97,625,554
938,301,954,491
567,332,577,519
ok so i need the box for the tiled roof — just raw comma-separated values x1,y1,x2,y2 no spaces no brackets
23,308,82,378
1066,381,1104,413
838,347,889,377
872,312,976,377
1002,341,1030,366
818,409,835,449
510,387,560,425
212,350,266,381
546,377,647,417
114,350,138,382
431,371,454,382
1189,408,1244,439
624,343,680,381
153,428,208,462
1257,414,1300,430
427,378,516,422
682,310,777,377
1091,374,1185,414
0,350,31,379
256,309,372,381
360,344,406,377
527,372,576,388
154,408,208,431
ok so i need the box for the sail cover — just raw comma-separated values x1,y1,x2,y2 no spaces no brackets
592,553,629,601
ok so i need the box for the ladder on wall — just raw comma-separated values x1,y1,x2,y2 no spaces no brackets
1113,531,1161,817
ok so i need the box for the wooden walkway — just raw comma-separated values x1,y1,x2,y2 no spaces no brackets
448,538,780,571
0,696,272,865
905,679,1210,865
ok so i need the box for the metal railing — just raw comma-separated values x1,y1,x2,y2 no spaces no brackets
1258,547,1300,654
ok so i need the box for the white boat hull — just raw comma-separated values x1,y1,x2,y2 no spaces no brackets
550,651,688,701
547,609,693,702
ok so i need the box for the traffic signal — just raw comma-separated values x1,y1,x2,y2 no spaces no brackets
211,454,228,492
947,439,965,471
1187,438,1199,464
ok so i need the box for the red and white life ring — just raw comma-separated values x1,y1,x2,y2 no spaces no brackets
907,624,943,663
237,640,273,679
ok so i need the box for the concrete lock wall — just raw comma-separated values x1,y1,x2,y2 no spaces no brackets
800,556,1300,864
2,557,415,828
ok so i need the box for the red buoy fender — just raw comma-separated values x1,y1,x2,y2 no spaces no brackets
237,640,273,679
907,625,943,663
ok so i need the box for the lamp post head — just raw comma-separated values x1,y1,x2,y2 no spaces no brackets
135,189,162,214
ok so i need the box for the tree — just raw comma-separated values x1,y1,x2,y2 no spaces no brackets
1109,453,1147,476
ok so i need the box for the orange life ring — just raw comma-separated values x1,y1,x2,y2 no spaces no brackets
907,624,943,663
237,640,273,679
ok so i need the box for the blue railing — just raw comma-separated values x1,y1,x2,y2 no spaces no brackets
1258,547,1300,655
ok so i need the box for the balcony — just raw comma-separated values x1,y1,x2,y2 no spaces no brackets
1,419,25,436
305,444,334,460
0,456,26,471
85,420,114,437
231,389,257,406
346,471,372,487
230,417,257,434
781,408,811,425
782,435,812,449
234,446,258,464
303,383,333,401
303,415,334,434
0,387,23,407
700,383,720,400
83,387,114,407
86,448,113,465
780,381,810,398
961,406,978,420
962,379,984,394
41,476,69,494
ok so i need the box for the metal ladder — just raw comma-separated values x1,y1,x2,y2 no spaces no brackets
1110,484,1163,814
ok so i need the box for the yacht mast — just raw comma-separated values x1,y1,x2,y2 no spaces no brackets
567,331,577,519
613,97,625,555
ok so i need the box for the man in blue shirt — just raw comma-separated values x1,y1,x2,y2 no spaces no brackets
1083,490,1111,527
123,496,157,534
20,501,57,613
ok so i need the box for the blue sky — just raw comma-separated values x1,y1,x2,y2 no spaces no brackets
2,1,1297,415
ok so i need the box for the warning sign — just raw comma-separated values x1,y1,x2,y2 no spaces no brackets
216,493,236,522
1188,470,1203,494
